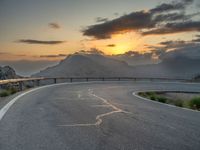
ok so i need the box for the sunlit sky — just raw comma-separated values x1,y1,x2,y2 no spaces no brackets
0,0,199,61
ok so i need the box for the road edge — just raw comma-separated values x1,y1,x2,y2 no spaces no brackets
0,81,103,121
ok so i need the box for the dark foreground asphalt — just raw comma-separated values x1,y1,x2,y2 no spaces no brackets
0,81,200,150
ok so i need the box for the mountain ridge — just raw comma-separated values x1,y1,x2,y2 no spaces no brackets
33,54,134,77
33,53,200,79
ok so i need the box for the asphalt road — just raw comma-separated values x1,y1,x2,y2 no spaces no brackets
0,81,200,150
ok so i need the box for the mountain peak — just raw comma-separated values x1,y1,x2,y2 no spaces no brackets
34,53,132,77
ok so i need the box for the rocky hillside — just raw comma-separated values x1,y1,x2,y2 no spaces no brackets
0,66,19,80
132,56,200,79
33,54,134,77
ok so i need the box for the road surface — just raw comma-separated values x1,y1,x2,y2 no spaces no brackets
0,81,200,150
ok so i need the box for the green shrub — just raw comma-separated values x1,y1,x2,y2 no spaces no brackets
0,91,9,97
189,97,200,110
138,92,146,97
174,99,183,107
157,97,167,103
146,92,156,96
150,95,156,100
0,88,18,97
9,88,17,94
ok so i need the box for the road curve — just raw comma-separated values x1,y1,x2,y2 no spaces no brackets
0,81,200,150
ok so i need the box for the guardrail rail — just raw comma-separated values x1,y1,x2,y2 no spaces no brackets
0,77,190,92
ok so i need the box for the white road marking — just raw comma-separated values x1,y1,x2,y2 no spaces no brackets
1,81,199,122
0,87,43,121
0,81,102,121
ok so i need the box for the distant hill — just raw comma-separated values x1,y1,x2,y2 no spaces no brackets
0,66,19,80
33,54,134,77
132,56,200,79
33,53,200,79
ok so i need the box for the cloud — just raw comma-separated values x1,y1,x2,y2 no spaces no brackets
142,21,200,35
150,0,193,13
0,52,10,55
48,23,61,29
82,0,197,39
74,49,160,66
17,39,65,45
112,50,160,66
159,39,200,51
95,17,108,23
82,11,153,39
40,54,67,58
0,52,27,57
76,48,105,55
161,44,200,60
147,38,200,60
160,40,187,47
107,44,116,47
152,13,190,23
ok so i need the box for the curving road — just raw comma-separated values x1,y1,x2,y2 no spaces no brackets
0,81,200,150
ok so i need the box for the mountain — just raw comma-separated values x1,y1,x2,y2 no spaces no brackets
0,66,19,80
33,54,134,77
132,56,200,79
33,53,200,79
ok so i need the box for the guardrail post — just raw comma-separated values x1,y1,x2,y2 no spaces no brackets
86,78,88,82
54,78,57,84
70,78,73,82
19,81,23,91
36,80,40,86
0,84,2,89
102,77,105,81
118,78,121,81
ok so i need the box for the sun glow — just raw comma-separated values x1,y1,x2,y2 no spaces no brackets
83,32,145,55
109,33,144,54
109,43,132,55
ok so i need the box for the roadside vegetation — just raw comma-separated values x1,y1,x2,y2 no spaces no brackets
0,83,34,98
0,88,18,97
138,91,200,111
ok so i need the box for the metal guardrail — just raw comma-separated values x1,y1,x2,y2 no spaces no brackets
0,77,189,91
0,78,44,91
0,78,44,85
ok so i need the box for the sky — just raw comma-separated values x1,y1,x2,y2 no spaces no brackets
0,0,200,75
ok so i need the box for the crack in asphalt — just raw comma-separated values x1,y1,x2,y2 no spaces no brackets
58,89,130,127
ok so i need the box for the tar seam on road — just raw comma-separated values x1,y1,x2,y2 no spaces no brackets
58,89,131,127
1,81,199,122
